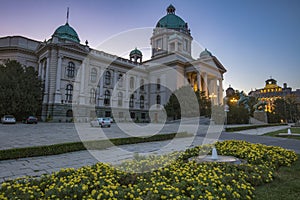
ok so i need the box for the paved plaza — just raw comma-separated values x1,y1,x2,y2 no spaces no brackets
0,121,299,183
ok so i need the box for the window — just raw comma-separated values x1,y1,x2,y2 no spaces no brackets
130,112,135,119
118,92,123,106
105,71,111,85
140,79,144,91
90,88,96,104
65,84,73,103
156,95,161,105
156,38,162,50
118,74,123,87
104,90,110,106
90,68,97,83
141,113,146,119
157,78,161,90
130,77,134,89
140,95,144,109
129,94,134,108
67,62,75,78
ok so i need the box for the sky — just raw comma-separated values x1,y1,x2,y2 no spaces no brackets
1,0,300,94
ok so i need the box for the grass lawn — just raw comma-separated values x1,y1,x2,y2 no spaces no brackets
254,154,300,200
264,127,300,140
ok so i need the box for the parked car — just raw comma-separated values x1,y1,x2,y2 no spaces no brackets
23,116,38,124
1,115,16,124
90,117,111,128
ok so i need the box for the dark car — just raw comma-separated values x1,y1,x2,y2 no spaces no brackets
23,116,38,124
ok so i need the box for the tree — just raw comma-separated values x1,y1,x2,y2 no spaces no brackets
0,60,43,120
164,86,211,120
271,96,300,123
225,90,252,124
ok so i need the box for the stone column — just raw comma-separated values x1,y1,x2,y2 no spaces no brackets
79,61,86,104
43,57,50,104
38,61,42,78
54,56,62,103
218,78,223,105
99,69,104,97
197,72,201,92
203,72,208,97
125,75,129,99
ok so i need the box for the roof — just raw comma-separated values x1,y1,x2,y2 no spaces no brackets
156,5,190,35
130,48,142,56
52,23,80,43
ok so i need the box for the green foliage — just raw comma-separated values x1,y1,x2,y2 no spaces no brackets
0,140,297,199
225,89,254,124
164,86,211,119
271,97,300,123
0,60,42,120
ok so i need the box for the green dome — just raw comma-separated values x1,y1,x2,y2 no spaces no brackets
156,5,190,35
200,48,212,58
130,48,142,56
52,23,80,43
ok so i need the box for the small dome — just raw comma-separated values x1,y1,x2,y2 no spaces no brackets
130,48,142,56
52,22,80,43
156,5,190,35
200,48,213,58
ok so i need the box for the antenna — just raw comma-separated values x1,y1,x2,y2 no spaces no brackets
66,7,69,24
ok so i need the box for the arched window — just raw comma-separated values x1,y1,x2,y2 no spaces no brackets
90,88,96,104
140,79,144,91
105,71,111,85
129,94,134,108
156,95,161,105
118,92,123,106
140,95,144,109
104,90,110,106
130,77,134,89
157,78,161,90
67,62,75,78
90,68,97,83
65,84,73,103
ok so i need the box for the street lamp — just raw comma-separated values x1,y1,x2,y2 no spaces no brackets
224,103,229,131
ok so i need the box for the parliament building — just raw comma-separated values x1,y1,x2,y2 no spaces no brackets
0,5,226,122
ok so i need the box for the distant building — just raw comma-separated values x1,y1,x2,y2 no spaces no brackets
248,78,300,112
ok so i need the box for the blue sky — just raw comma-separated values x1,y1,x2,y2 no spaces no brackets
1,0,299,93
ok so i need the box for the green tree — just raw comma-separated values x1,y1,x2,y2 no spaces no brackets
164,86,211,120
225,90,251,124
0,60,43,120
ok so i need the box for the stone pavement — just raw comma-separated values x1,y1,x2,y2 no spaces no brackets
1,122,300,183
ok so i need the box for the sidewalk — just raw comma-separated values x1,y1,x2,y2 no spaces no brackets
231,125,290,135
1,124,300,183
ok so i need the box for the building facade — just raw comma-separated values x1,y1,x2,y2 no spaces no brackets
249,78,300,113
0,5,226,122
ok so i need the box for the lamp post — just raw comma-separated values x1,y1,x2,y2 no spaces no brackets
224,103,229,131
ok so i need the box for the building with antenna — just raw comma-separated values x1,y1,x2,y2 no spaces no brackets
0,5,227,122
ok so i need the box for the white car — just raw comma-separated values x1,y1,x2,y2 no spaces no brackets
1,115,16,124
90,117,111,128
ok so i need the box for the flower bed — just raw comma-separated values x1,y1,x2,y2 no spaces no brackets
0,140,297,199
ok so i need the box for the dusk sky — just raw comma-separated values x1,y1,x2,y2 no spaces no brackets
1,0,299,94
